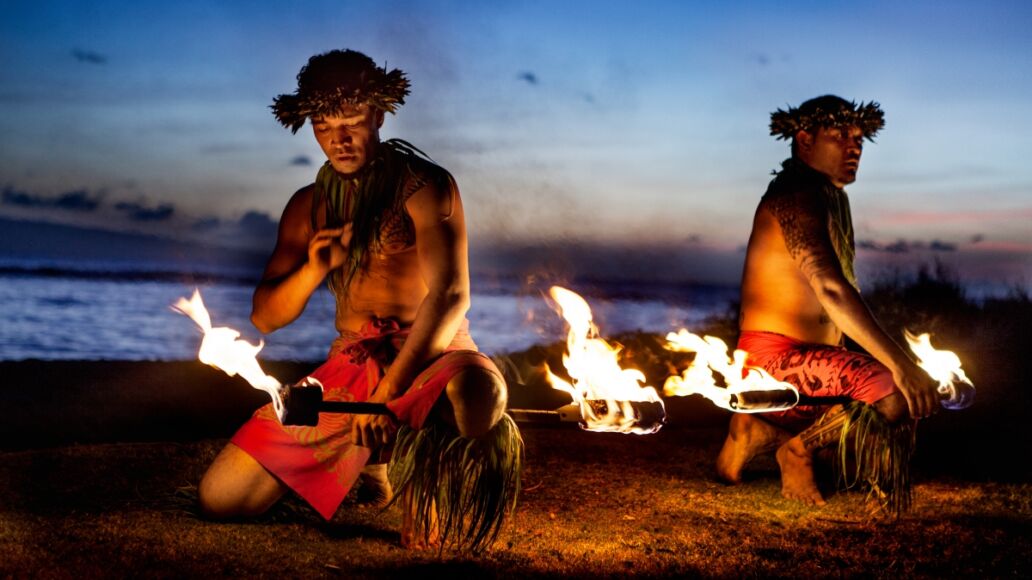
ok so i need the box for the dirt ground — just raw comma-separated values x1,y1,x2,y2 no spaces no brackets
2,421,1030,579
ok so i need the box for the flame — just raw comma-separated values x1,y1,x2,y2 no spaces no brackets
172,289,285,419
663,329,799,412
546,286,665,434
904,330,975,410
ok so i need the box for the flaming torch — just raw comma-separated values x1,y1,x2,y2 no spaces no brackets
173,289,395,425
172,289,286,418
544,286,666,434
663,329,850,412
904,330,975,410
662,326,975,413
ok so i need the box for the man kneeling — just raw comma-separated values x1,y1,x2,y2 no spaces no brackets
196,50,522,552
717,96,939,514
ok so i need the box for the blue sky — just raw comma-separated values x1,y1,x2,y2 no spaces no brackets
1,0,1030,286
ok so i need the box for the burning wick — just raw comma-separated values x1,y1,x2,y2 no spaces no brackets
663,330,804,413
172,289,286,421
174,290,399,426
545,286,666,434
904,330,975,410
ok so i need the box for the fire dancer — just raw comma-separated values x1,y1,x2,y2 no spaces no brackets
716,95,939,512
197,49,522,551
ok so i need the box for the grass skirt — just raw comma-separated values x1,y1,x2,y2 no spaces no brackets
834,401,917,516
387,414,524,553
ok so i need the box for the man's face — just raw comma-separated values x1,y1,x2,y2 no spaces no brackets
311,105,384,175
796,125,864,188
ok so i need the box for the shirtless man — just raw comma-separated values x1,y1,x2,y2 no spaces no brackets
716,95,939,510
196,50,521,552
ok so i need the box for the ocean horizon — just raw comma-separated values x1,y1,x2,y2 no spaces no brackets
0,257,740,362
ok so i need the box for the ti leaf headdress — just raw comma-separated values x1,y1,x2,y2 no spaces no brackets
770,95,885,141
272,49,410,133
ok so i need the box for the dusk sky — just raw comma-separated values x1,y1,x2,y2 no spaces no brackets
2,0,1030,286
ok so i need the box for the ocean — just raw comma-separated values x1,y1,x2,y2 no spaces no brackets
0,259,739,361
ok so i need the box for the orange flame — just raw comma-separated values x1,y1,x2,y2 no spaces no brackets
663,329,799,412
172,289,285,420
904,330,975,410
545,286,664,434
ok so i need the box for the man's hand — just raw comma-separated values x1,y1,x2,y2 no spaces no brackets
307,224,353,275
352,381,398,448
892,359,940,419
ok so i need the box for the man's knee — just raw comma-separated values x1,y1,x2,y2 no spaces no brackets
874,391,909,424
198,443,285,519
444,368,507,439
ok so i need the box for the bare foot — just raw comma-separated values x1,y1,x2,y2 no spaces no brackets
716,413,791,484
399,489,440,550
776,437,826,506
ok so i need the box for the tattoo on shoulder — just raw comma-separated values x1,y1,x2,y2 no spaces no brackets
401,175,426,204
763,189,840,280
764,190,827,258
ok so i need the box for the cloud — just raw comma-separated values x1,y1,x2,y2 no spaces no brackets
191,217,222,232
858,238,958,253
884,240,912,253
290,155,313,166
238,210,278,238
72,49,107,65
2,187,101,212
517,71,539,86
114,201,174,221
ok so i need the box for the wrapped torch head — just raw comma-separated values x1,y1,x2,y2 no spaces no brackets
940,380,975,410
728,389,800,412
278,378,324,426
583,399,667,432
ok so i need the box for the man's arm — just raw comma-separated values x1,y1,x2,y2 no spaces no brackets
352,173,471,447
251,186,351,333
383,172,470,396
766,190,939,418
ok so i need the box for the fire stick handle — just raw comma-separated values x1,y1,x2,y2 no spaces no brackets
316,402,574,424
796,395,853,406
506,408,579,423
319,401,396,419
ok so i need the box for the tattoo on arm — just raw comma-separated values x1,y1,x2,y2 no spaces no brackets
765,190,841,284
